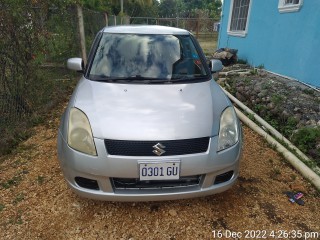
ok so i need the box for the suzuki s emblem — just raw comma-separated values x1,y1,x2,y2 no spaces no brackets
153,143,166,156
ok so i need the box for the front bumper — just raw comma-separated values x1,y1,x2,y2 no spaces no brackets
57,131,242,202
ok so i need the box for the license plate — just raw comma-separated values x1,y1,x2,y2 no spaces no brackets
139,161,180,180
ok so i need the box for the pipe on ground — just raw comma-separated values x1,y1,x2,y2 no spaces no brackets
235,107,320,191
221,88,314,166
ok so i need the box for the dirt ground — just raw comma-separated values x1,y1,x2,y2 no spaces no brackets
0,101,319,240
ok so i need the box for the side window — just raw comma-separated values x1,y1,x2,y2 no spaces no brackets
278,0,303,13
227,0,251,37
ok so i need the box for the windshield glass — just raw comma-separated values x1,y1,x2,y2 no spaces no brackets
88,33,208,82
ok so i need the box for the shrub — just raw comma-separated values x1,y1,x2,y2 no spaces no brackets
291,127,320,165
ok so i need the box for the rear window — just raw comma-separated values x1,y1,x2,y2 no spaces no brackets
88,33,209,83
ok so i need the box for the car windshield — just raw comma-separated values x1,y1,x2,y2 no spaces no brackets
88,33,208,83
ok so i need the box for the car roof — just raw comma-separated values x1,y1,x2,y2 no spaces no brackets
103,25,190,35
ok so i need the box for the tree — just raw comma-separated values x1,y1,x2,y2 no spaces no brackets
126,0,159,20
182,0,222,18
158,0,222,18
117,0,153,15
159,0,182,17
81,0,112,12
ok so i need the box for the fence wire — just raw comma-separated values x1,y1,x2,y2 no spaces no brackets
0,4,217,155
108,16,219,35
0,4,106,155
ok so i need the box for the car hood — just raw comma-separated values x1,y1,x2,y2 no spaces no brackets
72,78,229,140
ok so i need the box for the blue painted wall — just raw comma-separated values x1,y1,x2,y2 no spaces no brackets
218,0,320,87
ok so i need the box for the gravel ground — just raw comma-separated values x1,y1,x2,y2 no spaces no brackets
0,100,319,240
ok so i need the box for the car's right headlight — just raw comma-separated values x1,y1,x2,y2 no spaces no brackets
217,106,239,151
67,107,97,156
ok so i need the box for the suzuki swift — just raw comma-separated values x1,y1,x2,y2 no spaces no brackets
57,25,242,201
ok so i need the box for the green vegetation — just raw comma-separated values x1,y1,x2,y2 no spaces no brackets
291,127,320,162
37,176,45,185
0,1,80,155
80,0,222,19
9,210,23,225
282,116,298,136
1,0,221,156
250,68,258,75
271,94,285,106
13,193,25,205
225,72,319,170
253,104,266,113
158,0,221,18
1,175,23,189
302,88,315,95
263,114,298,138
270,167,281,180
0,204,5,212
257,64,264,69
248,113,255,122
243,78,251,85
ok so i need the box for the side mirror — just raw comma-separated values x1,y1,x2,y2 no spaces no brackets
209,59,223,73
67,58,84,73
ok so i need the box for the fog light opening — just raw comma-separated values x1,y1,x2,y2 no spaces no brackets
75,177,100,190
214,171,234,185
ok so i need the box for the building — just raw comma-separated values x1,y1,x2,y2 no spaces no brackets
218,0,320,87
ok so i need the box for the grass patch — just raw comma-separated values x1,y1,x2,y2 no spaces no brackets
197,32,218,55
1,175,23,189
37,176,45,185
9,210,23,225
0,203,5,212
13,193,24,205
270,167,281,180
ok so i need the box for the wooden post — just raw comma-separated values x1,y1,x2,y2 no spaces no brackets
77,5,87,64
120,0,124,14
196,14,199,38
104,12,109,26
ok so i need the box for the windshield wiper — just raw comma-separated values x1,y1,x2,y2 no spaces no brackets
91,74,206,83
169,75,208,82
90,75,115,82
93,75,168,84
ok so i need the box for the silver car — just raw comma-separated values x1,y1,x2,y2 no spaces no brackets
57,25,242,201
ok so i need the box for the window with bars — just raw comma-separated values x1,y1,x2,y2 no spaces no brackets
279,0,303,13
285,0,300,4
228,0,251,36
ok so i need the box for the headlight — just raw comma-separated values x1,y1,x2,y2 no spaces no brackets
218,106,239,151
67,108,97,156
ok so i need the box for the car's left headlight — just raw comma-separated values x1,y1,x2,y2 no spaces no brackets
67,107,97,156
218,106,239,151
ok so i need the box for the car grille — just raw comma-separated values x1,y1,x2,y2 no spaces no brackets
112,175,202,190
104,137,210,156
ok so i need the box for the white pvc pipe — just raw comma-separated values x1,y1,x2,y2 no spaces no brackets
235,107,320,191
221,87,314,166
